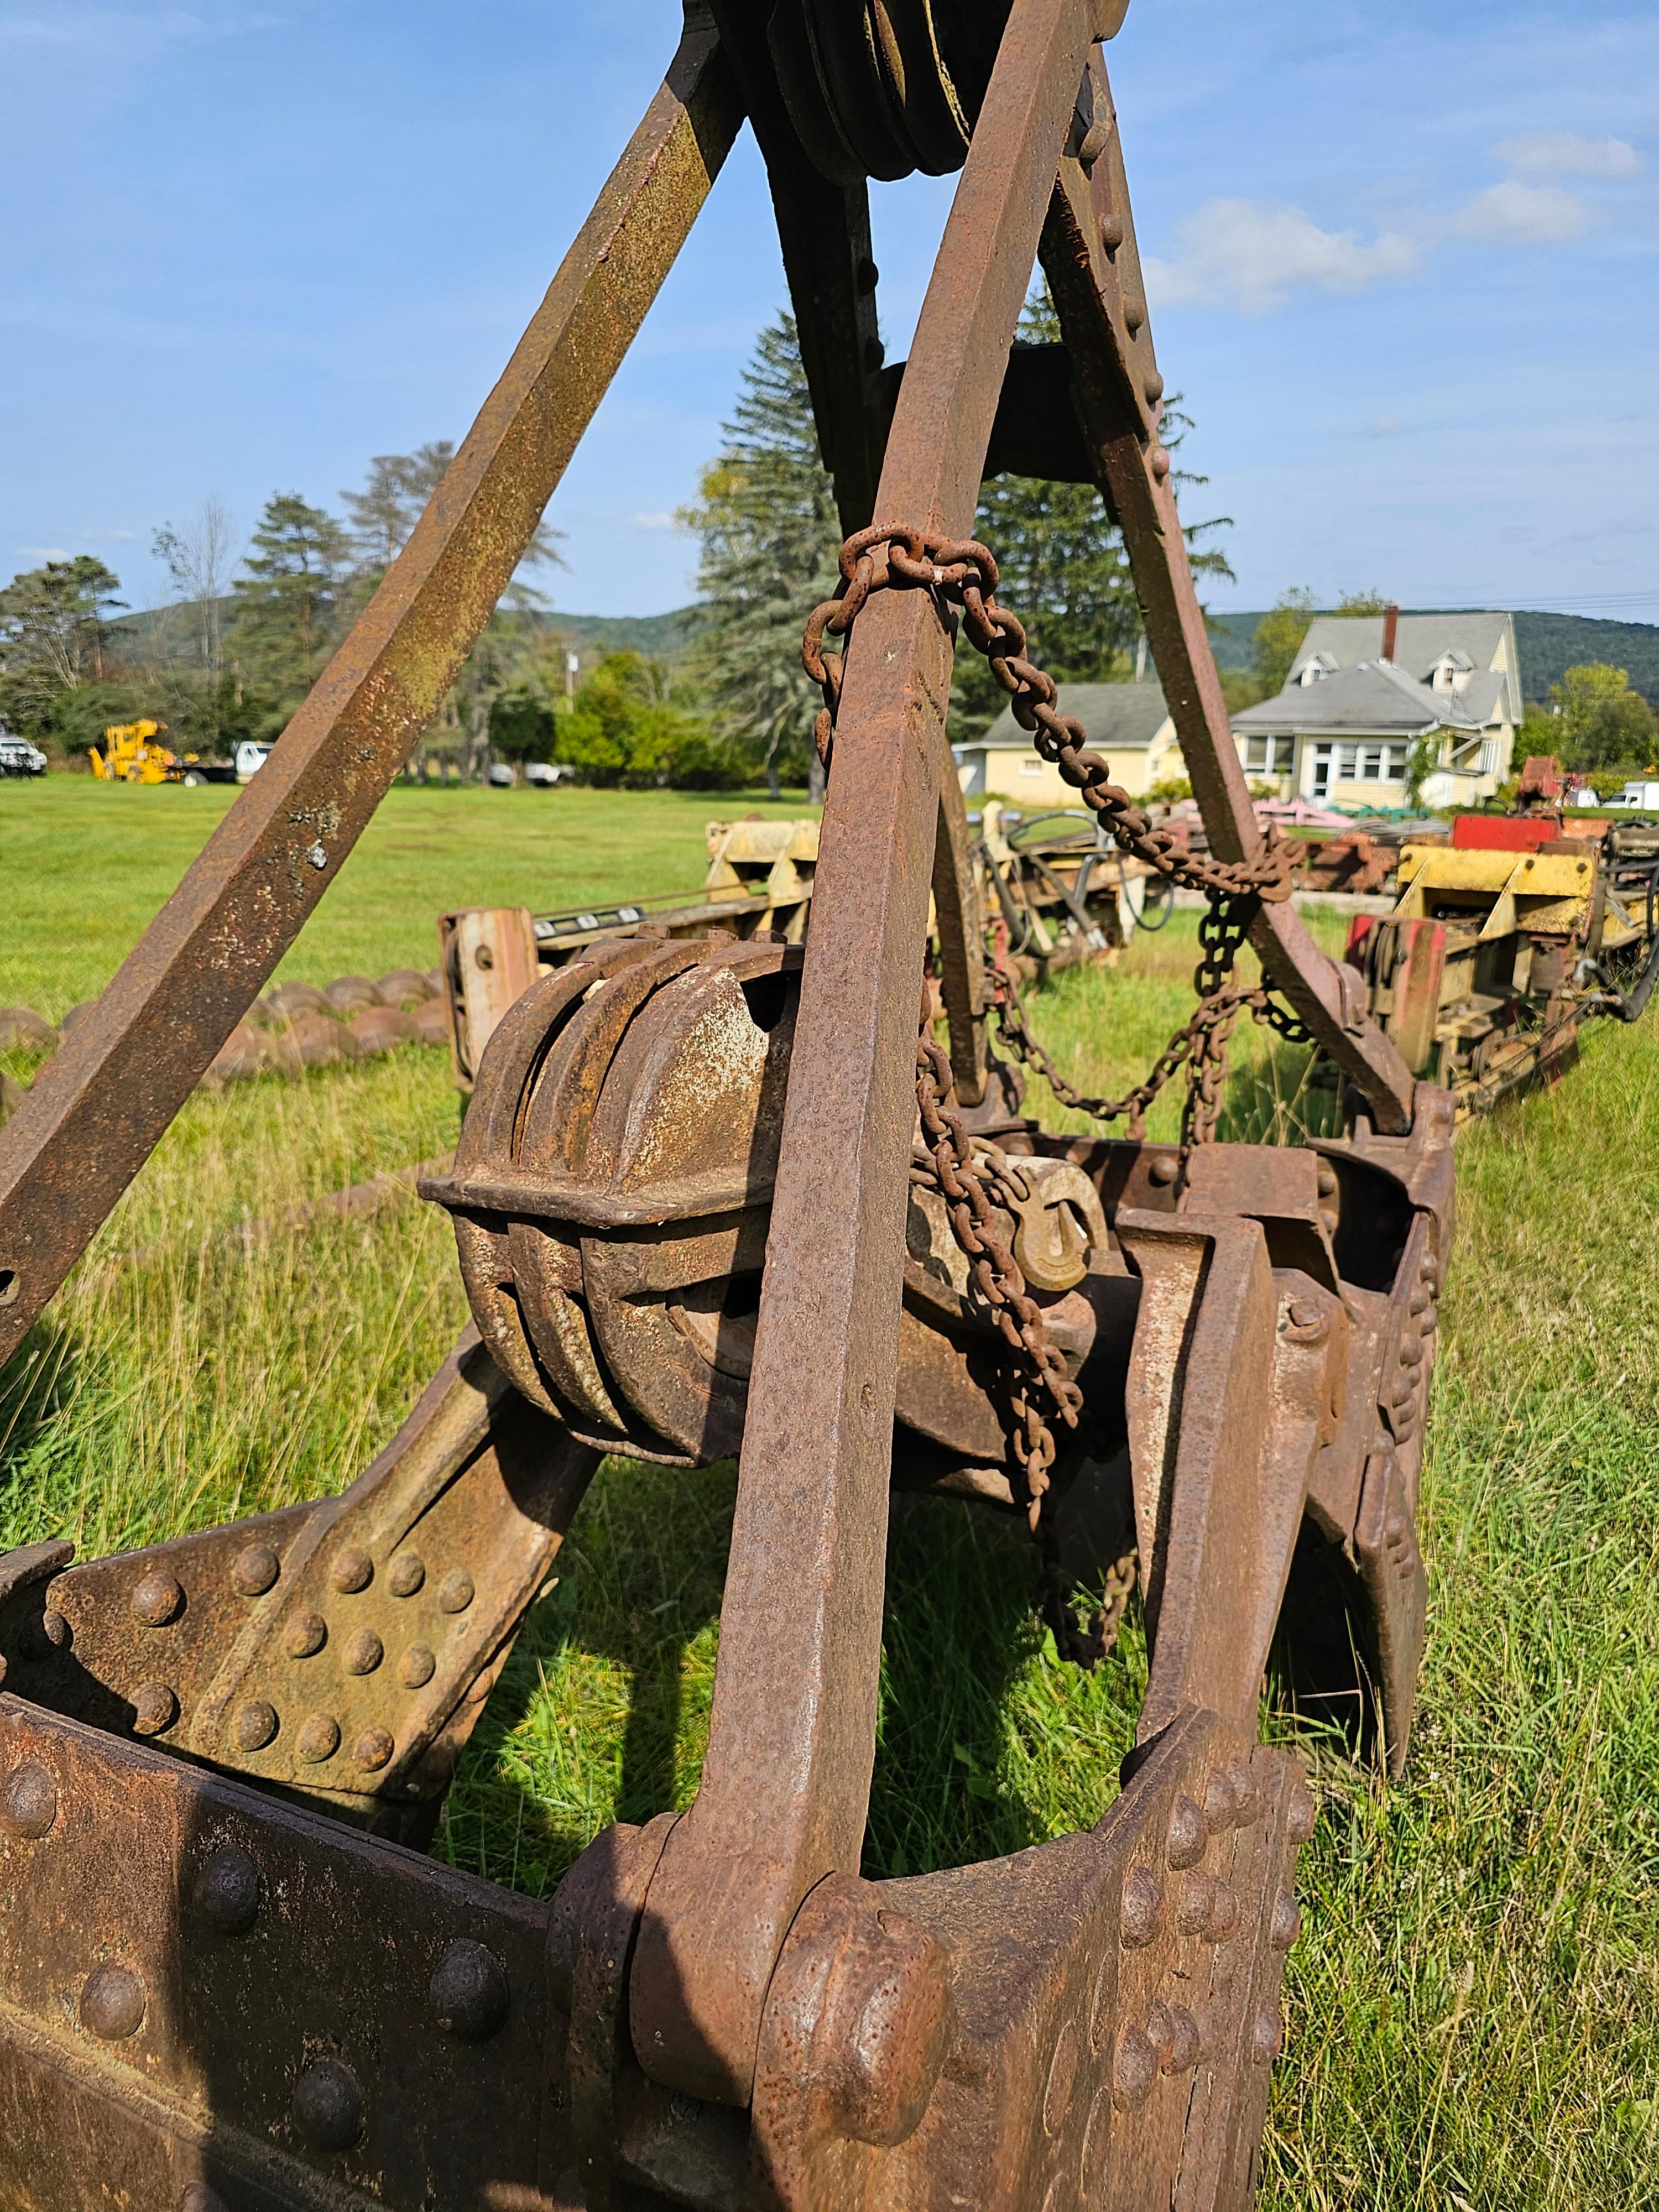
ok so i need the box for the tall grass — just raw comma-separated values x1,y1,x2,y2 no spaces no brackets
0,792,1653,2204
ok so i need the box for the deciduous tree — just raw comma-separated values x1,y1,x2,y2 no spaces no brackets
0,556,126,744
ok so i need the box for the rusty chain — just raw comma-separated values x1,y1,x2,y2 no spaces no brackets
803,521,1294,906
914,1004,1135,1666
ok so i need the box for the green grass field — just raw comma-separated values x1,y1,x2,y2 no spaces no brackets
1,780,1655,2205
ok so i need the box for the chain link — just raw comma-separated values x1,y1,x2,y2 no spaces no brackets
804,521,1295,906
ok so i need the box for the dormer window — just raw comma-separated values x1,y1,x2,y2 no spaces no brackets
1431,650,1472,693
1297,653,1337,687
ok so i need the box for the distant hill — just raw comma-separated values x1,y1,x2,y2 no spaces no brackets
109,601,708,670
1205,607,1659,704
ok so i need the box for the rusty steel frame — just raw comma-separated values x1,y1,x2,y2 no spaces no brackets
0,3,1455,2207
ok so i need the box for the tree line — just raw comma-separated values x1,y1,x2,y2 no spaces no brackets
1,287,1234,790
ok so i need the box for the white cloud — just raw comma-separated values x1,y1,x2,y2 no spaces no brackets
1143,199,1419,317
632,512,680,532
1494,133,1644,181
1368,418,1404,437
19,546,69,561
1452,179,1590,244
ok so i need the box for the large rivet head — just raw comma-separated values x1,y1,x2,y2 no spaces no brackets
388,1553,425,1598
1165,2005,1202,2074
1226,1764,1258,1827
1166,1792,1207,1870
1119,1865,1165,1949
293,2058,364,2152
296,1713,341,1765
194,1846,261,1935
1177,1871,1217,1933
285,1611,327,1660
131,1572,184,1627
354,1725,395,1773
233,1702,278,1753
1202,1768,1239,1831
437,1569,474,1615
1251,2006,1284,2065
343,1629,384,1677
1111,2023,1156,2109
1270,1891,1302,1950
1287,1782,1317,1845
81,1961,147,2042
400,1644,436,1690
1207,1881,1240,1941
430,1939,510,2043
232,1543,280,1598
0,1762,58,1840
20,1609,70,1662
1147,1152,1179,1186
1149,442,1170,478
132,1682,179,1737
331,1548,373,1595
1316,1165,1338,1197
1098,211,1125,253
1144,369,1165,404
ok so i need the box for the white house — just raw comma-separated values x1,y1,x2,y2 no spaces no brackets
1232,608,1522,812
956,681,1182,808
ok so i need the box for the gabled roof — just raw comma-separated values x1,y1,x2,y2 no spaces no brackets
1289,611,1522,722
971,681,1174,752
1234,659,1481,737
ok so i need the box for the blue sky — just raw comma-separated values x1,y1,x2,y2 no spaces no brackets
3,1,1655,624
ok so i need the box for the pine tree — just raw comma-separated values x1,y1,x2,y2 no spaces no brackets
681,314,841,795
228,493,349,706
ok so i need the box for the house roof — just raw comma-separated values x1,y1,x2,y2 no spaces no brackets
1233,659,1482,737
1290,612,1522,722
971,681,1173,752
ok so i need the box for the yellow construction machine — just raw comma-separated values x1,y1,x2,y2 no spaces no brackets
88,720,182,783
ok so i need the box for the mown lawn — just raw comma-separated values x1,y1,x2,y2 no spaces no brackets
1,780,1655,2206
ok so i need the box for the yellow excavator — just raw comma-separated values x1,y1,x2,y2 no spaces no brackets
88,720,183,783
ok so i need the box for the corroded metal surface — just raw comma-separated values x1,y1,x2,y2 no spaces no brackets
0,2,1475,2204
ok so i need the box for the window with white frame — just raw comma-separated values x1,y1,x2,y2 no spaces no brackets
1241,735,1295,774
1332,742,1407,784
1018,758,1044,776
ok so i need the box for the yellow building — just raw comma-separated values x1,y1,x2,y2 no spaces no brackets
954,681,1181,809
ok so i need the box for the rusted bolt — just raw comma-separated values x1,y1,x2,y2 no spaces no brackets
232,1544,280,1598
1251,2006,1284,2064
1316,1165,1338,1197
1,1762,58,1839
438,1569,475,1614
194,1846,261,1935
1125,298,1146,335
1119,1865,1165,1948
1177,1871,1216,1932
1147,1152,1178,1186
233,1702,278,1753
81,1963,147,2042
401,1644,437,1689
1144,369,1165,404
1098,211,1124,253
1149,442,1170,478
1227,1765,1258,1825
1408,1284,1431,1316
1207,1881,1239,1940
430,1939,510,2042
296,1713,341,1764
1202,1769,1239,1830
21,1609,70,1661
131,1572,184,1627
343,1629,384,1677
293,2058,364,2152
354,1725,395,1773
1286,1782,1317,1845
1166,1792,1207,1869
1270,1892,1301,1950
1286,1298,1324,1334
285,1611,327,1660
388,1553,425,1598
474,944,494,971
1165,2006,1202,2074
132,1682,178,1737
332,1547,373,1594
1111,2023,1156,2108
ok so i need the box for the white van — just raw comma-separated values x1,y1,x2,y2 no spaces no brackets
234,742,272,783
